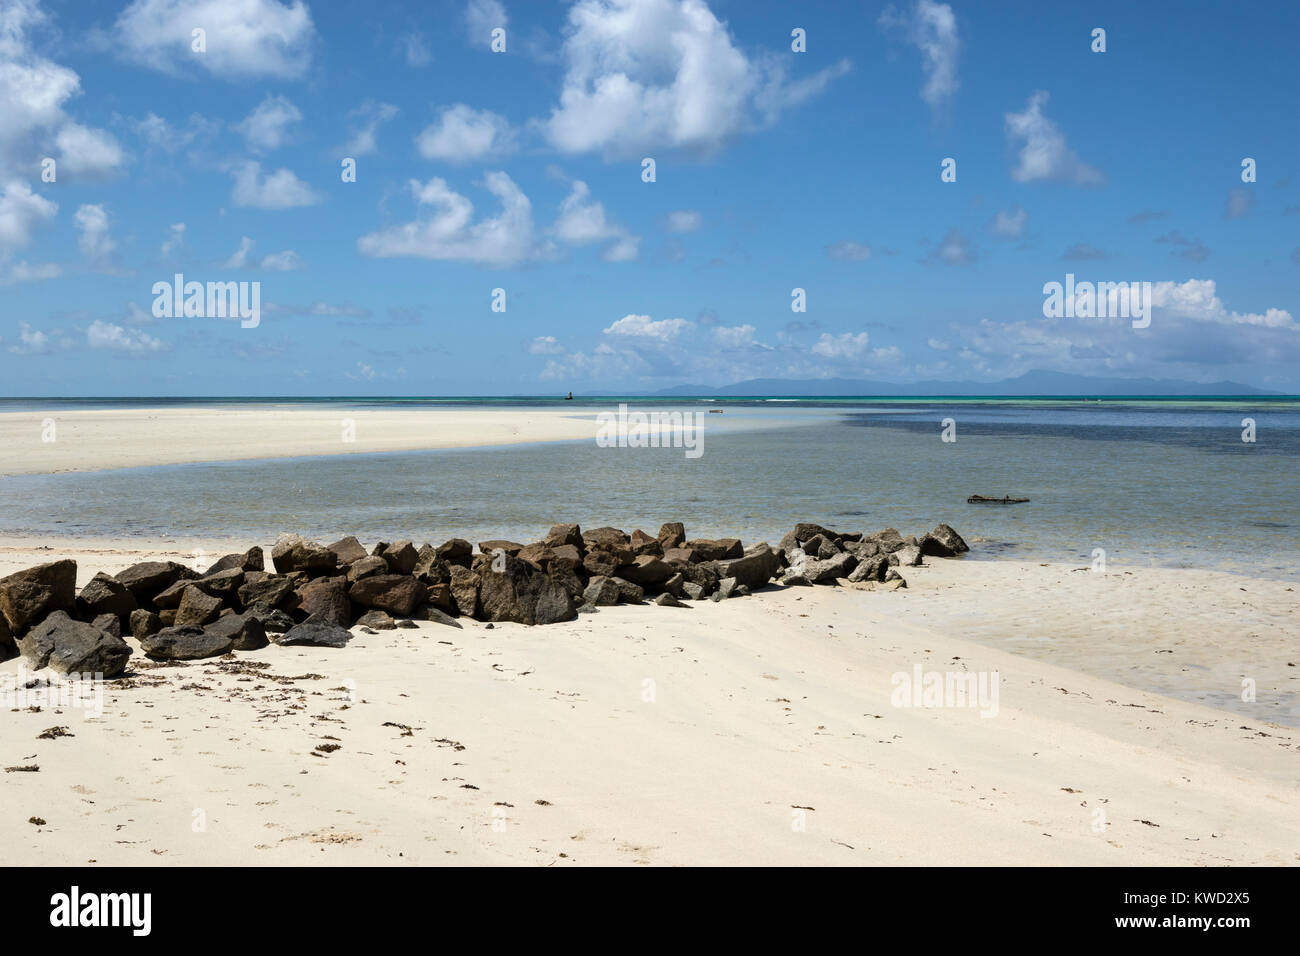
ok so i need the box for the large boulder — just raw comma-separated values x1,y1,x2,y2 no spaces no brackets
129,608,162,640
244,604,295,634
203,547,264,576
204,613,268,651
515,543,557,570
326,536,369,566
271,536,338,574
140,624,233,661
792,523,840,543
18,611,131,676
0,559,77,633
479,539,526,556
921,523,969,557
864,528,908,553
847,554,888,583
174,586,223,627
684,539,743,561
348,574,422,617
274,617,352,648
478,554,576,625
298,576,352,627
114,561,197,602
447,566,481,617
382,540,419,575
435,538,473,567
582,576,622,607
628,530,664,557
347,555,389,583
714,544,781,590
194,567,244,602
582,527,629,551
543,523,583,550
75,571,137,621
237,575,296,609
616,555,674,588
657,522,686,549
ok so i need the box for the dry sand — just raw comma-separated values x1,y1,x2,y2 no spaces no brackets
2,550,1297,867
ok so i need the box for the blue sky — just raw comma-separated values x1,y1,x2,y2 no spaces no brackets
1,0,1298,395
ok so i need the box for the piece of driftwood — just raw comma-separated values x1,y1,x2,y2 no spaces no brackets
967,495,1030,504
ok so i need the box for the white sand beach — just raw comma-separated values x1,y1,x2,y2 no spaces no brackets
2,546,1296,867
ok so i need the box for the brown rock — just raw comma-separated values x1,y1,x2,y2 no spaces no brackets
657,522,686,549
298,576,351,627
348,575,423,617
0,559,77,633
175,586,223,627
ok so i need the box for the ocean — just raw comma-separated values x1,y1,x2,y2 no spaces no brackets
1,396,1297,578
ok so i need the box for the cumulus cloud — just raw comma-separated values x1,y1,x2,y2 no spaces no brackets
229,160,319,208
526,335,564,355
1005,91,1102,185
0,179,57,251
811,331,871,359
465,0,507,45
989,206,1026,238
416,104,515,163
542,0,849,157
7,320,48,353
74,203,115,263
87,319,165,352
344,100,398,157
665,209,702,233
357,171,539,266
110,0,316,79
923,228,976,265
259,248,301,270
604,313,688,339
551,179,638,260
878,0,959,115
235,94,301,151
0,1,124,179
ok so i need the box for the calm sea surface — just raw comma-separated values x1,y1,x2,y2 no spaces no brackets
0,397,1297,578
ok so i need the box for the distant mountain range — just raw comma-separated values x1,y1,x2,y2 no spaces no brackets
626,370,1280,397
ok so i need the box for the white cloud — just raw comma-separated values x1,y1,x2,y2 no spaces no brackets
2,258,59,284
416,104,515,163
87,319,165,352
990,206,1026,238
714,324,755,347
0,179,57,250
604,313,688,340
7,320,48,354
465,0,507,44
224,235,254,268
666,209,701,233
161,221,185,256
551,179,639,260
110,0,316,79
229,160,319,208
131,111,220,152
235,94,301,151
74,203,114,262
402,33,431,67
1150,279,1295,329
259,248,301,270
1005,91,1103,185
344,100,397,156
826,240,871,261
924,227,976,265
357,171,539,266
0,2,123,179
811,331,871,359
543,0,849,157
879,0,959,114
526,335,564,355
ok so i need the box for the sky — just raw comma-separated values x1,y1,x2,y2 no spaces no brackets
0,0,1298,396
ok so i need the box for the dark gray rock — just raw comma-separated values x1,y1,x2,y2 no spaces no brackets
271,536,338,575
326,536,369,565
582,576,622,607
91,612,121,639
435,538,473,567
714,544,781,590
348,574,423,617
113,561,197,602
237,575,296,609
654,592,689,608
355,609,395,630
0,559,77,633
141,624,233,660
298,576,351,627
413,605,463,629
194,567,244,602
174,586,223,627
203,547,264,576
275,617,353,648
244,604,294,633
347,555,389,583
129,608,162,640
205,613,268,651
18,611,131,676
684,539,743,561
615,555,674,588
921,523,969,557
479,553,577,625
75,571,137,621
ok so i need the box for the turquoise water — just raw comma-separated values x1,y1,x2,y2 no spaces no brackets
0,398,1297,577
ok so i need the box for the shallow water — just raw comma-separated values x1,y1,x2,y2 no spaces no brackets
0,399,1296,578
